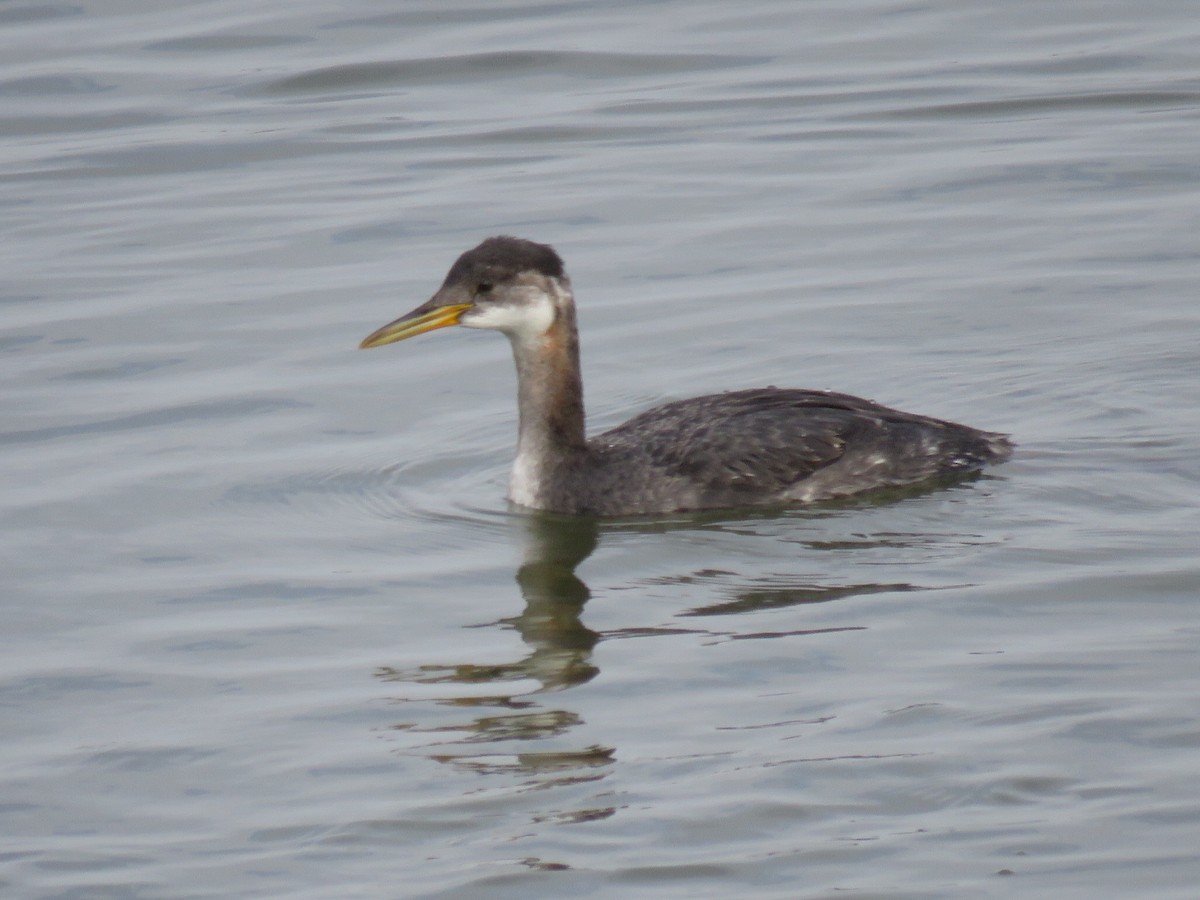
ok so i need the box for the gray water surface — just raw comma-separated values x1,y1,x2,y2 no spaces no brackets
3,1,1200,898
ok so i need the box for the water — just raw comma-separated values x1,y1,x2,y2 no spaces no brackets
3,1,1199,897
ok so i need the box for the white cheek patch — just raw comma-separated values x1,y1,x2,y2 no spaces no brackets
461,285,556,344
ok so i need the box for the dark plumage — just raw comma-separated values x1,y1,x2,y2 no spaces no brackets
360,236,1012,516
441,235,564,287
586,388,1009,510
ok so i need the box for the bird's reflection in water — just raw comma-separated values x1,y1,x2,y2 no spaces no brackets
502,512,602,691
374,498,993,775
378,512,601,693
376,513,614,776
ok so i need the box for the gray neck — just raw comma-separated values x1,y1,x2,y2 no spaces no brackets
507,284,588,507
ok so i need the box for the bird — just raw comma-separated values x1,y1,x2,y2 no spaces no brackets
359,236,1012,516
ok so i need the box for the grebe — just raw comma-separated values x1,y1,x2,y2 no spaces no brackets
359,236,1012,516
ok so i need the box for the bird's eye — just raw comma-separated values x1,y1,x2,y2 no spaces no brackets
476,282,493,296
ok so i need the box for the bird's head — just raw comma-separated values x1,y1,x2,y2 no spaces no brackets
359,236,571,350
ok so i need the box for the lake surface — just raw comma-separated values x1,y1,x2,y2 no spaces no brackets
3,1,1199,897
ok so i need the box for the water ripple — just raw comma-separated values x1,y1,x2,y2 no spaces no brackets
260,50,760,95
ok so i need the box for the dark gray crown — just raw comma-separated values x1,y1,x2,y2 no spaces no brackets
442,235,565,287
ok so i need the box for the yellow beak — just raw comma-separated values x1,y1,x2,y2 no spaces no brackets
359,303,473,349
